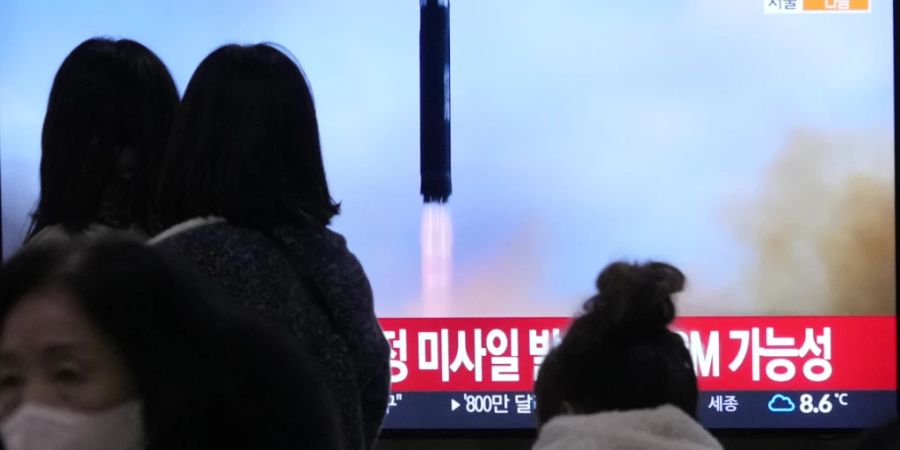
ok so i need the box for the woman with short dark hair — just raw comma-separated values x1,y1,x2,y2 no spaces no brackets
0,240,343,450
27,38,179,245
153,43,338,229
533,261,722,450
152,43,389,450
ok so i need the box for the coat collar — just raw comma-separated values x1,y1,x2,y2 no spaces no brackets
148,216,226,245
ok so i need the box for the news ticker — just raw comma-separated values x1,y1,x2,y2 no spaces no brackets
382,390,897,429
379,316,896,392
378,316,896,429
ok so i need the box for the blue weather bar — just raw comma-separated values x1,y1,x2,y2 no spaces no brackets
382,391,897,430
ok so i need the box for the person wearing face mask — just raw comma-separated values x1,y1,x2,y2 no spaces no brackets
0,239,344,450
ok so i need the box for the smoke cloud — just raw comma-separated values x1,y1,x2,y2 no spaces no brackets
731,130,894,315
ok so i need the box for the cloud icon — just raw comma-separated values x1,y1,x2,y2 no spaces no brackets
768,394,796,413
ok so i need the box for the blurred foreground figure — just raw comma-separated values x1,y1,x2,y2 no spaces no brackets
533,261,722,450
857,419,900,450
0,240,343,450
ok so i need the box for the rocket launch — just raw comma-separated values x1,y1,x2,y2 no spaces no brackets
420,0,451,203
420,0,453,316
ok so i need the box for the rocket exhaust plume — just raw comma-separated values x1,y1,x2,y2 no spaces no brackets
420,0,453,316
421,203,453,316
420,0,451,203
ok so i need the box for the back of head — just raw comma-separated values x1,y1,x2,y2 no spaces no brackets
30,38,179,238
155,43,339,231
0,240,343,450
534,261,697,425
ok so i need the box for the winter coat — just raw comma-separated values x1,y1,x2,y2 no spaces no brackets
533,405,723,450
151,217,390,450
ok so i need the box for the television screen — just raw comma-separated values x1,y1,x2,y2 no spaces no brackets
1,0,895,432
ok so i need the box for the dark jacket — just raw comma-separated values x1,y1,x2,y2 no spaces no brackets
151,218,390,450
151,308,346,450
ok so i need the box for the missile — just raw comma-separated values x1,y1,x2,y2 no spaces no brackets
420,0,451,203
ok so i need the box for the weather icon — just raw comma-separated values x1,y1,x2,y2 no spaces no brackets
768,394,796,413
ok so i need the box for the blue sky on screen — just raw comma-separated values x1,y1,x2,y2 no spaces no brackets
0,1,893,316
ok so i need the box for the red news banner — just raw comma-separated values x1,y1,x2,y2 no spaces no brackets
379,316,897,392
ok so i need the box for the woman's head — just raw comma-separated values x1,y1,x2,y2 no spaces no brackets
0,240,207,449
0,287,136,416
0,240,343,449
534,261,697,425
0,241,214,419
30,37,179,239
155,43,339,230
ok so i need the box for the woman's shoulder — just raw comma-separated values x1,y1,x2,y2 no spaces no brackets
151,217,341,248
149,217,285,274
534,405,722,450
25,224,77,248
266,223,355,264
149,219,305,306
25,223,146,248
150,218,365,289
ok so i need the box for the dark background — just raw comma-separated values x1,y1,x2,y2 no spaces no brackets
376,434,860,449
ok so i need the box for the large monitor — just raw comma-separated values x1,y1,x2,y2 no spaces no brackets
0,0,895,433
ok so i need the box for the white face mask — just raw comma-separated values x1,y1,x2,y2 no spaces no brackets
1,401,144,450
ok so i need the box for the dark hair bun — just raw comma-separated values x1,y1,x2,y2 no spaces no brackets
584,261,685,338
